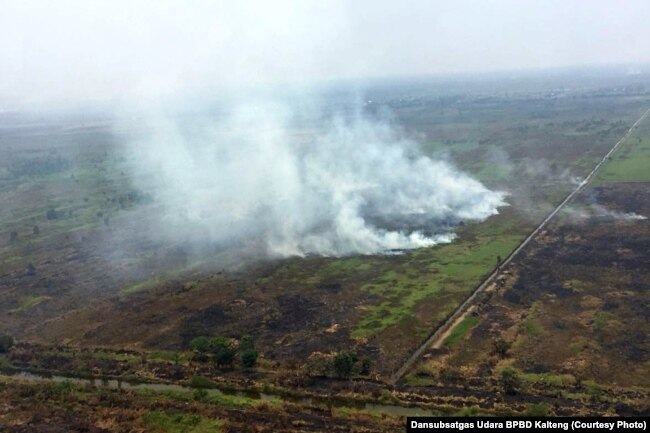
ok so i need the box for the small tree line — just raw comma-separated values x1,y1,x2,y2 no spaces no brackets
189,335,258,369
304,351,371,379
0,335,14,353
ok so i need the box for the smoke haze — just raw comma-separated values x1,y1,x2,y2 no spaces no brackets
1,1,649,108
563,204,647,223
125,101,506,257
14,0,648,257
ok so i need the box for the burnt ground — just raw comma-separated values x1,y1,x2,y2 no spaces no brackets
3,256,378,364
1,85,649,427
0,377,404,433
408,181,650,414
1,88,649,381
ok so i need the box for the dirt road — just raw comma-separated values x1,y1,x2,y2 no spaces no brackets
390,107,650,383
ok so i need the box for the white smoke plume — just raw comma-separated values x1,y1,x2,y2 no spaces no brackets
124,100,507,257
0,1,511,259
563,204,647,223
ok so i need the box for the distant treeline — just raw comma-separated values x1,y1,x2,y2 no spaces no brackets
7,154,71,177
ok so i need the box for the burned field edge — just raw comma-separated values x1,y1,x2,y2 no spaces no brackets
1,337,645,430
1,91,649,376
0,81,650,432
0,370,406,433
0,84,649,427
404,118,650,415
406,182,650,411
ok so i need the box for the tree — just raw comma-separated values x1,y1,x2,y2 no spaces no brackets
26,263,36,276
303,352,332,377
333,352,357,379
189,375,215,389
239,335,255,351
499,367,521,395
239,335,258,369
189,336,210,362
492,338,511,358
189,336,210,354
360,357,371,375
0,335,14,353
193,388,208,401
241,349,258,369
210,337,235,367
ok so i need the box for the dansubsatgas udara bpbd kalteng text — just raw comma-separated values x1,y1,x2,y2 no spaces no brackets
408,420,648,431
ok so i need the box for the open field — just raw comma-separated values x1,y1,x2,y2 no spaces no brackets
2,335,646,433
405,116,650,415
1,81,649,374
596,119,650,183
0,372,405,433
2,72,650,427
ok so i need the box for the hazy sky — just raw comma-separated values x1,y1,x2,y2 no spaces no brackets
1,0,649,105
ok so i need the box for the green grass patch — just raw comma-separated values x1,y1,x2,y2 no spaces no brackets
594,311,614,329
0,354,11,368
1,256,22,265
90,350,140,363
189,375,216,389
137,388,263,409
352,219,525,339
120,278,162,294
422,140,481,155
119,258,221,295
443,315,479,347
142,411,224,433
203,391,269,408
564,279,584,291
583,380,604,402
568,341,583,354
521,372,576,387
137,389,193,402
403,374,436,386
148,350,189,365
524,317,542,336
523,307,543,336
318,257,373,277
56,349,140,364
596,134,650,182
525,402,551,416
471,159,515,183
453,405,482,417
334,406,388,420
10,295,50,312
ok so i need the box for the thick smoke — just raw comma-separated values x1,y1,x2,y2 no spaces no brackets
125,101,506,257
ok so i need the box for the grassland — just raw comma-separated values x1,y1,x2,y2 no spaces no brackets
0,374,404,432
0,81,648,430
442,315,479,347
10,295,50,312
1,76,649,395
596,130,650,182
404,112,650,415
352,215,527,339
135,387,272,409
142,411,224,433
